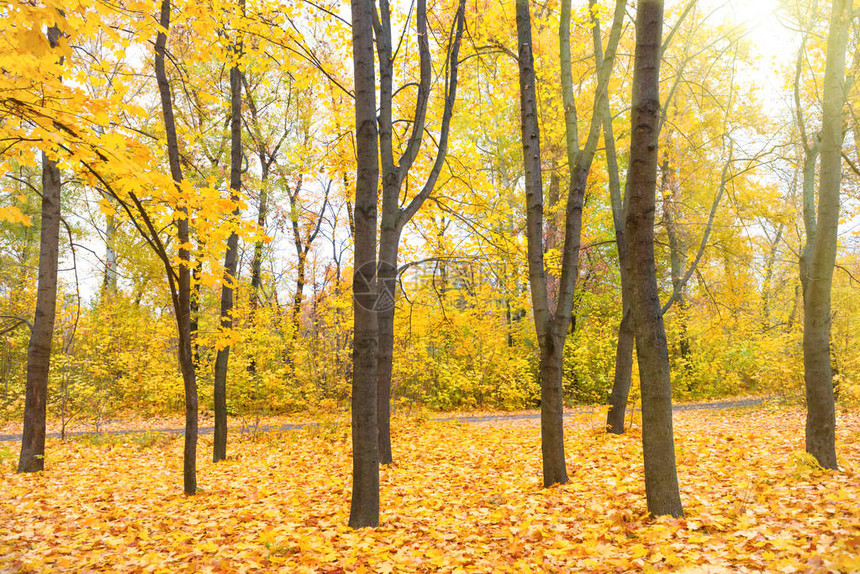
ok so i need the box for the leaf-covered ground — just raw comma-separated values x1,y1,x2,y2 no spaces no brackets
1,406,858,573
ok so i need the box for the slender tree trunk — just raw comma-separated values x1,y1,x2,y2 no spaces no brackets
190,243,203,367
376,229,399,465
18,22,62,475
214,35,243,463
605,118,633,434
247,159,270,376
607,306,634,433
287,175,307,333
625,0,683,517
661,157,691,363
155,0,197,494
18,151,61,473
103,212,118,293
371,0,464,467
800,147,820,296
349,0,380,528
761,221,785,324
250,160,269,304
517,0,568,487
803,0,850,471
292,253,305,330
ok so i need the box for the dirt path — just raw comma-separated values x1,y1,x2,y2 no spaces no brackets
0,397,768,442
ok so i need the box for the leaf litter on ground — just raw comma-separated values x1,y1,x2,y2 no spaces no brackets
0,406,857,573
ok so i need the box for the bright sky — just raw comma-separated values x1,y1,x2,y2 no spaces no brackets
700,0,799,113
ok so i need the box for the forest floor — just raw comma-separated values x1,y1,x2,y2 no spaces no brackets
0,396,768,442
1,404,858,572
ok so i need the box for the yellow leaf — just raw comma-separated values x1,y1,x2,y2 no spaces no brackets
0,206,32,226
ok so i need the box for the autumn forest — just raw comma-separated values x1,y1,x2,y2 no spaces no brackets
1,0,859,570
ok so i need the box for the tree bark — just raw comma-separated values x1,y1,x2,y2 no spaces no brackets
660,156,691,363
103,212,118,293
18,150,61,473
373,0,465,465
604,107,633,434
517,0,626,479
803,0,850,471
18,22,62,475
249,159,269,306
517,0,570,487
349,0,380,528
214,27,243,463
376,229,399,465
155,0,198,494
625,0,683,517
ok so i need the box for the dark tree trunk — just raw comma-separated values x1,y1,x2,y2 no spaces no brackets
604,99,633,434
349,0,380,529
803,0,850,471
287,176,327,344
18,150,61,473
372,0,464,466
249,160,269,304
292,255,305,330
606,0,700,435
517,0,571,488
18,22,62,475
155,0,198,494
247,157,271,377
516,0,625,481
625,0,683,517
539,333,568,485
376,230,399,465
190,244,202,365
214,36,243,463
606,306,633,434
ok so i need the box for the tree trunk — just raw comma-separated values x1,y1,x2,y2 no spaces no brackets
376,229,399,465
247,159,270,376
249,160,269,305
803,0,850,471
155,0,197,495
370,0,464,468
607,306,633,434
103,212,118,293
660,157,691,364
18,22,62,475
18,150,61,473
605,106,633,434
625,0,683,517
799,147,819,297
287,175,307,333
292,254,305,331
516,0,568,487
348,0,380,528
539,333,568,485
214,40,243,463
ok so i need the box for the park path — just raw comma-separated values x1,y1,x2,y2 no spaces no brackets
0,397,767,442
